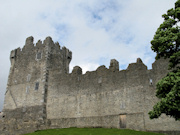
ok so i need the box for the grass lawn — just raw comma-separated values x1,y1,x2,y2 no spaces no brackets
24,127,164,135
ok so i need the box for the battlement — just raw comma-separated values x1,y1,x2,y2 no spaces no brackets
11,36,72,60
10,36,157,76
70,57,157,78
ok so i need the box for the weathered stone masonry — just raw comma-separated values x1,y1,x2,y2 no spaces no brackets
0,36,180,135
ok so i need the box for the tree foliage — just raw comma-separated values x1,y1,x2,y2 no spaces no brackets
149,0,180,120
149,71,180,120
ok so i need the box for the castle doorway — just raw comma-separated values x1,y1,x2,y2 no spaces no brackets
119,114,126,128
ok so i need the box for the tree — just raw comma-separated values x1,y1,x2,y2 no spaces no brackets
149,0,180,120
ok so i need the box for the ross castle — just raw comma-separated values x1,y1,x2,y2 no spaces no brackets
0,36,180,135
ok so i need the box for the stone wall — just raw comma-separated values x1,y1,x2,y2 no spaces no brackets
0,105,50,135
46,57,180,132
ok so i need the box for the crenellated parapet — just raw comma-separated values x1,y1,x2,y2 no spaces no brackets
70,57,163,77
9,36,72,72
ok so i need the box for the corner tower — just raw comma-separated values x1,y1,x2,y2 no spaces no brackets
2,36,72,133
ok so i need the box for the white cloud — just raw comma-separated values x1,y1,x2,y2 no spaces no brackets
0,0,177,111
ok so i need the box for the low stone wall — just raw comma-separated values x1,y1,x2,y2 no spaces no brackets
0,105,48,135
0,107,179,135
49,115,119,129
126,112,145,131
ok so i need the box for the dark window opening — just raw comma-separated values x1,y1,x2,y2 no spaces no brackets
35,82,39,90
150,79,153,85
36,52,42,60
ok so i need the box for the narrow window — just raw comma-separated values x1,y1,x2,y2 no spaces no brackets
150,79,153,85
120,102,126,109
26,86,30,94
98,77,102,84
27,74,31,82
36,52,42,60
35,82,39,90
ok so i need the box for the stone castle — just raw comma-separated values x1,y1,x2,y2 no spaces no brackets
0,36,179,135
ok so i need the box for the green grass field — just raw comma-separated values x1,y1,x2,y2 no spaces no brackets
24,128,164,135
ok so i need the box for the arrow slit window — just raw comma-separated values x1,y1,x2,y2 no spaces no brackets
35,82,39,90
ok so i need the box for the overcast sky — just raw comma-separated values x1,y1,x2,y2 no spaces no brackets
0,0,176,111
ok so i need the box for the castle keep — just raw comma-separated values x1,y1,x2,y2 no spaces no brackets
0,36,180,135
